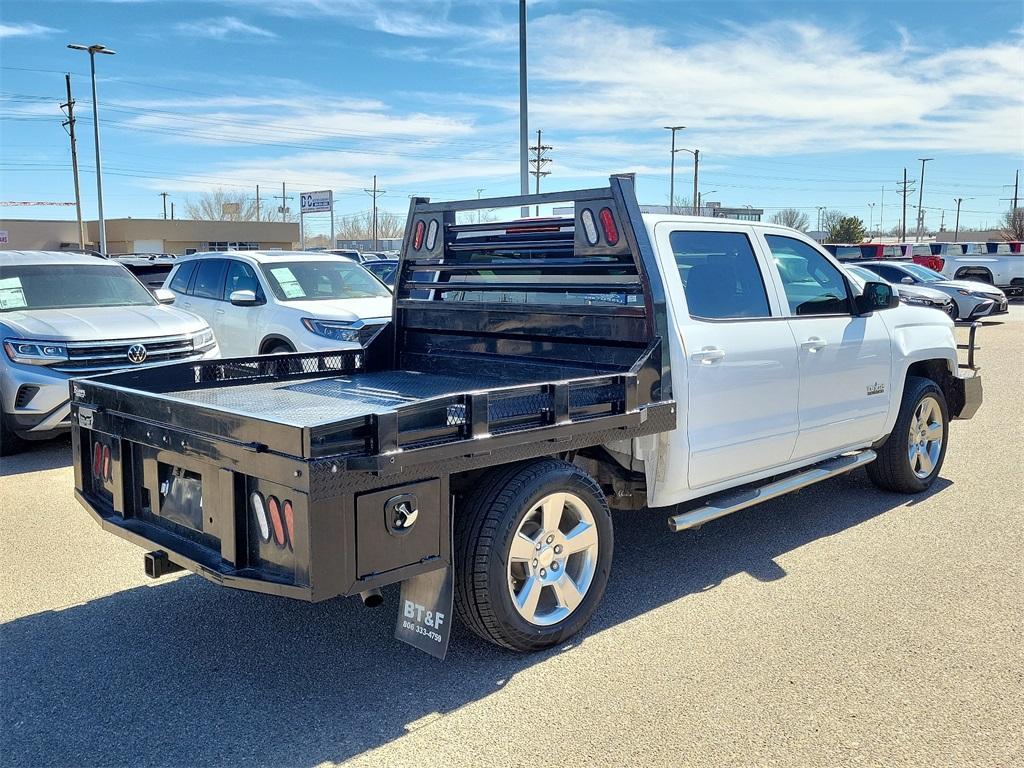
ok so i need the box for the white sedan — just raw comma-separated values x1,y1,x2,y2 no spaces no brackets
162,251,393,356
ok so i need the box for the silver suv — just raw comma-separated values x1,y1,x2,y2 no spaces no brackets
1,251,219,453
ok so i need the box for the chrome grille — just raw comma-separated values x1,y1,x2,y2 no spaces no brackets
54,334,202,373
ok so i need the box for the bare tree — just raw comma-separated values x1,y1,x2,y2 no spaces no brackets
336,210,406,240
770,208,810,231
819,208,845,234
183,188,287,222
1001,207,1024,241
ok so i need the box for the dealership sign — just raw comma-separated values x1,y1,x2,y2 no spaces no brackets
300,190,333,214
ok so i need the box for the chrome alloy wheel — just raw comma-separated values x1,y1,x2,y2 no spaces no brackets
507,492,600,627
908,395,944,479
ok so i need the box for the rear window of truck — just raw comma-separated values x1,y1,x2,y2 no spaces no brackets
670,231,771,320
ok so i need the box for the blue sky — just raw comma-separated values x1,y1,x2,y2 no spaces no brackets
1,0,1022,235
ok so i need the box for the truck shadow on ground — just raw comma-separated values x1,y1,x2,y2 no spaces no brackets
1,471,950,768
0,437,72,478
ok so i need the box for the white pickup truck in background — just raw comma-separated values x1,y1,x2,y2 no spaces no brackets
937,244,1024,296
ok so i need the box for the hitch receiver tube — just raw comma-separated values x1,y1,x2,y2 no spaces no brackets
145,550,184,579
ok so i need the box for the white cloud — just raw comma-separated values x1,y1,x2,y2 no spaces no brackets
174,16,277,41
525,12,1024,156
0,22,61,39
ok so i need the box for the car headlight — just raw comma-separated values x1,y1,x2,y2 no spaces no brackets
900,295,931,306
301,318,362,342
190,327,217,351
2,339,69,366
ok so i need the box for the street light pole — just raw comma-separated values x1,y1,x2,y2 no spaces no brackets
68,43,115,255
915,157,933,242
868,202,875,238
518,0,529,217
664,126,684,214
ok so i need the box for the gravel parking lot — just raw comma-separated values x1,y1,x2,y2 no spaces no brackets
2,307,1021,768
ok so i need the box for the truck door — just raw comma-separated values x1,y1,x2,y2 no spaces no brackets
760,234,892,460
652,224,800,496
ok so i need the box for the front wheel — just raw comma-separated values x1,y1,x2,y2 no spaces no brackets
867,376,948,493
454,459,613,652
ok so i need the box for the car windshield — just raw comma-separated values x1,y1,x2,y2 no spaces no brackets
848,266,887,284
260,260,391,301
902,264,945,282
0,263,155,311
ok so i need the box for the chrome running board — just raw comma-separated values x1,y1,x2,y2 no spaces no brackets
667,450,877,532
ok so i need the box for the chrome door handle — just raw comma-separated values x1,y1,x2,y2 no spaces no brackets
801,337,827,352
691,346,726,364
215,309,225,315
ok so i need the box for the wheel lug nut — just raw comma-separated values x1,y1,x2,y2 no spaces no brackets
540,568,547,577
554,545,563,554
546,534,554,544
536,543,542,551
532,559,538,567
551,562,559,571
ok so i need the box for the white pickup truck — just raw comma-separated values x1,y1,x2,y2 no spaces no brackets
937,243,1024,296
71,176,982,656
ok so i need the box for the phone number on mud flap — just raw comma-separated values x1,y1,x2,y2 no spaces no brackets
402,620,442,643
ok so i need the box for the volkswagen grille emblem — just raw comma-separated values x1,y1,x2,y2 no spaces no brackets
126,343,148,364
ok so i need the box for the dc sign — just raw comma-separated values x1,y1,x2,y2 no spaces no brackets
300,190,333,214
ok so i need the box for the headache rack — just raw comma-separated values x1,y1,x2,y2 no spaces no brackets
73,174,674,468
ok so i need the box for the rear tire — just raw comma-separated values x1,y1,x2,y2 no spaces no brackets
867,376,948,493
454,459,613,652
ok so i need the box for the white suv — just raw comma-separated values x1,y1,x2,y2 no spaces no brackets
162,251,393,356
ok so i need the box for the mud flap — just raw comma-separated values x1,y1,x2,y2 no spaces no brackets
394,565,453,659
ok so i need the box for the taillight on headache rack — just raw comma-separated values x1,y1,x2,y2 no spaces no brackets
599,207,619,246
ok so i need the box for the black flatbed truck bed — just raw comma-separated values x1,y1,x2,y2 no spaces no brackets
71,176,676,650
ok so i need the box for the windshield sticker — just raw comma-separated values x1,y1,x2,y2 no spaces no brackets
269,267,305,299
0,276,27,309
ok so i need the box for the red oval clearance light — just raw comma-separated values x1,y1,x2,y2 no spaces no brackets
598,207,619,246
425,219,439,250
93,442,102,477
580,208,600,246
267,495,286,547
251,492,270,542
283,500,295,551
101,445,111,481
413,220,425,250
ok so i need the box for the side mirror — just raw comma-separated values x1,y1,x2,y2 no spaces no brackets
901,276,914,284
855,281,898,314
153,288,176,304
229,289,260,306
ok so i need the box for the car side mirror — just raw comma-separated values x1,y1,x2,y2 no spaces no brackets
855,281,898,314
229,289,260,306
153,288,176,304
901,276,914,284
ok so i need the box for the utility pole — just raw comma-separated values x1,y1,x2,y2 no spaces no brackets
915,157,933,241
879,186,884,238
1013,169,1020,212
364,175,386,250
60,73,85,249
692,149,699,216
529,129,552,216
255,184,260,222
816,206,826,232
897,169,916,242
170,201,175,220
953,197,969,242
476,188,485,224
868,202,875,238
159,192,169,220
939,209,945,232
518,0,529,217
274,182,292,222
664,126,685,214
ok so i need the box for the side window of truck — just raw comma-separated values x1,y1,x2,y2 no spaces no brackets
764,235,851,316
669,230,771,320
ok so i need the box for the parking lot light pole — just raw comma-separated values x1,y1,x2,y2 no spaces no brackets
664,126,685,214
915,157,933,242
68,43,115,255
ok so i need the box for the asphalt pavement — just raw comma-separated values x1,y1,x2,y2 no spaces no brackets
2,306,1022,767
